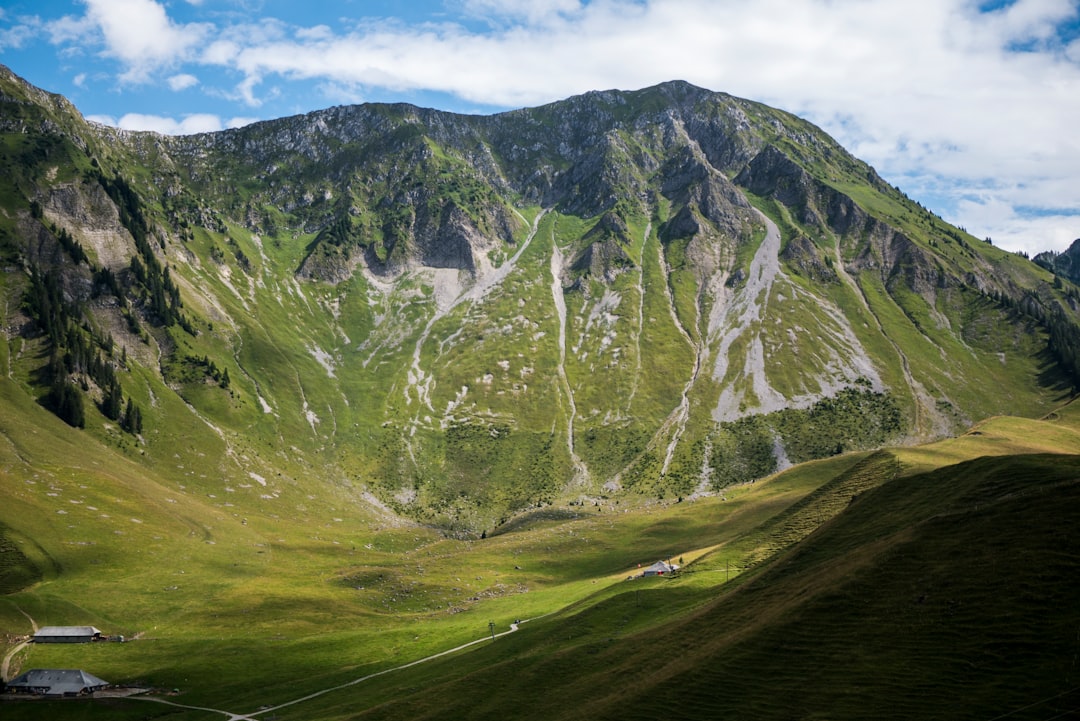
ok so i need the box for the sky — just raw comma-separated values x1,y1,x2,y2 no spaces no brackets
1,0,1079,255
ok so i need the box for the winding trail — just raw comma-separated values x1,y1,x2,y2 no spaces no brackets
130,620,534,720
1,608,37,682
231,331,275,415
829,245,946,438
1,639,29,681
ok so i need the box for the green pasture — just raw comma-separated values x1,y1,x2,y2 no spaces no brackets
3,395,1078,719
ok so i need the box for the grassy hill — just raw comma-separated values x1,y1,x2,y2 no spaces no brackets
1,398,1077,719
271,403,1080,721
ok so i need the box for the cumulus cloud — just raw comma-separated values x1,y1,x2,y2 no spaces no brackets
87,111,258,135
954,197,1079,256
168,73,198,91
89,112,217,134
0,14,41,51
81,0,212,82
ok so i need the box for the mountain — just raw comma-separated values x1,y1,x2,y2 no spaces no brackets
0,64,1077,532
1035,238,1080,285
3,64,1080,721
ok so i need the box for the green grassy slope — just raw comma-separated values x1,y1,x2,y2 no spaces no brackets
1,400,1078,720
231,404,1080,721
0,404,1043,720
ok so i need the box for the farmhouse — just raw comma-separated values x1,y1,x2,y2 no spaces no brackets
32,626,103,643
5,669,109,696
641,561,678,577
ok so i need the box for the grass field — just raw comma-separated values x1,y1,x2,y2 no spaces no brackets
3,390,1079,719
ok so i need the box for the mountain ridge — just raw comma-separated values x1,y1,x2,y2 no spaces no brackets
0,63,1077,528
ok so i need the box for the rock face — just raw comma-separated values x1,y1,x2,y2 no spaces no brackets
1035,239,1080,285
1,64,1077,527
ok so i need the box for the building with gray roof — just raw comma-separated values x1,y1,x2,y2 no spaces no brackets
32,626,102,643
6,669,109,696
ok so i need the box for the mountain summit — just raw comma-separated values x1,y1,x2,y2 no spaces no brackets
1,65,1076,527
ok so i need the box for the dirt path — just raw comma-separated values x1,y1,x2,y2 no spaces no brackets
1,639,29,682
1,608,36,681
830,244,945,439
131,620,533,720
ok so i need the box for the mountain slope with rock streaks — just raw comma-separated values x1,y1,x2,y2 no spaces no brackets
0,64,1076,528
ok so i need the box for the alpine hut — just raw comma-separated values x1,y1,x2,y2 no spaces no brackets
5,669,109,696
641,560,678,577
32,626,102,644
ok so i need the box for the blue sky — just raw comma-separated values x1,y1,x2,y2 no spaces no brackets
2,0,1079,255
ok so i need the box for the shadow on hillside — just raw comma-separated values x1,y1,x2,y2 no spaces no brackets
487,509,583,537
1036,347,1076,399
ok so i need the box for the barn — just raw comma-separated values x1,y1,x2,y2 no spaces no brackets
641,561,679,577
32,626,103,644
5,669,109,696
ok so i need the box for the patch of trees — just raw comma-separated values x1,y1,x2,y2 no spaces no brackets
987,287,1080,390
162,353,230,389
23,266,144,433
774,384,903,464
439,421,562,515
710,415,778,488
29,200,89,265
92,171,193,333
580,424,650,481
19,134,65,172
709,385,903,489
52,225,87,265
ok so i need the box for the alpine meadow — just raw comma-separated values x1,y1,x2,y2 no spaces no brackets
2,63,1080,719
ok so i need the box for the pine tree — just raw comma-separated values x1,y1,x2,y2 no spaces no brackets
102,378,123,421
122,397,134,432
48,379,85,428
130,403,142,434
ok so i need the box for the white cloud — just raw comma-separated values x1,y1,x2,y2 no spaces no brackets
954,197,1079,256
104,112,225,134
296,24,335,42
87,111,258,134
202,39,241,65
226,116,258,129
168,73,199,91
0,15,40,51
81,0,212,82
45,13,94,45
